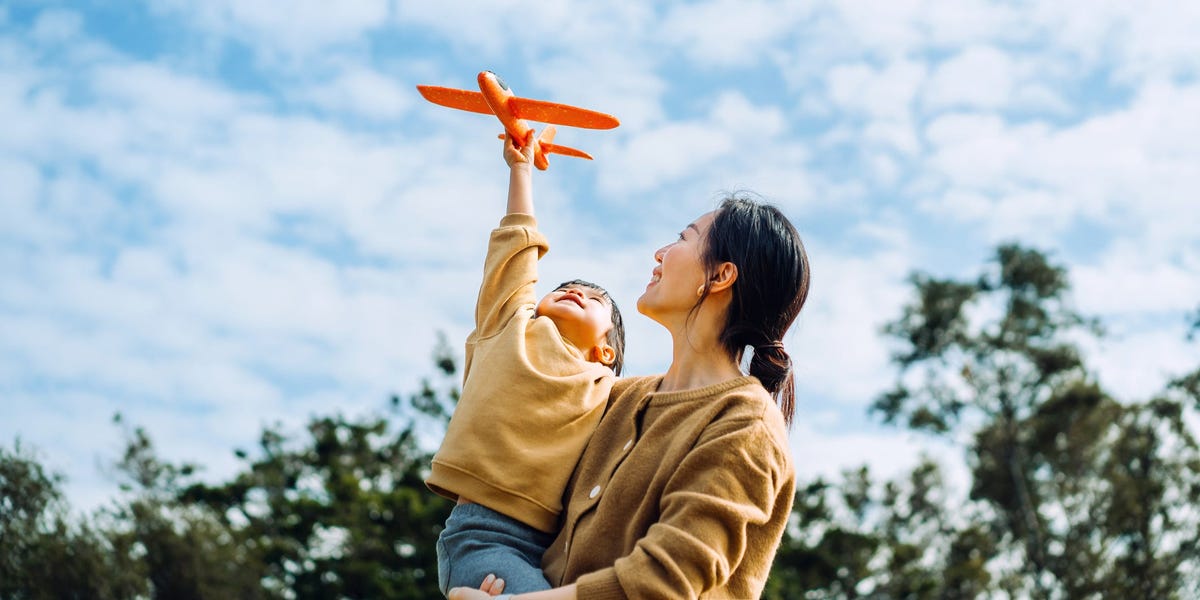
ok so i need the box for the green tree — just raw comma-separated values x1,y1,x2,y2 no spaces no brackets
2,334,461,599
0,441,146,599
176,336,458,599
767,460,995,599
106,414,269,599
871,243,1200,597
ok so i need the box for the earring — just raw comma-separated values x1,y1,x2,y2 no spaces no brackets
696,284,705,297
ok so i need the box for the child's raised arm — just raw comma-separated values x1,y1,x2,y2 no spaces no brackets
505,131,536,216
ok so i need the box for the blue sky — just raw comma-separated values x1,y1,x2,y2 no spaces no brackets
2,0,1198,514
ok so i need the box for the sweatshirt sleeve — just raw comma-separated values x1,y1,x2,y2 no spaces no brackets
574,417,794,599
471,213,548,341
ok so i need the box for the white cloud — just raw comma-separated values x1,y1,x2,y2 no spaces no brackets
710,91,786,136
151,0,389,59
594,88,810,199
395,2,654,62
922,80,1200,252
791,237,914,408
822,0,927,57
827,59,926,121
1075,242,1200,317
1116,1,1200,80
534,53,666,132
1081,324,1200,403
862,119,920,156
661,0,812,67
30,8,83,43
297,65,414,121
0,158,52,241
1028,1,1200,83
602,122,733,192
923,112,1028,190
923,45,1016,112
918,0,1021,47
790,420,970,498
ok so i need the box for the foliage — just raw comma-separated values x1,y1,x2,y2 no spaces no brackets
0,442,146,599
766,460,997,599
862,243,1200,598
1,338,458,599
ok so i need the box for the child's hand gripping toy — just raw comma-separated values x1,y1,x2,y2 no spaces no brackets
417,71,620,170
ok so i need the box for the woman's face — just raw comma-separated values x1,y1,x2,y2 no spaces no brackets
637,211,715,322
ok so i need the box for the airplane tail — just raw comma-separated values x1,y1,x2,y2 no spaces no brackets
498,125,594,170
536,126,595,170
533,126,556,170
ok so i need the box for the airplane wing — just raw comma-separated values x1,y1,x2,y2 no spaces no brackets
416,85,493,115
509,97,619,130
418,84,620,130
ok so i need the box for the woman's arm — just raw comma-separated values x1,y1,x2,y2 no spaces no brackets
570,415,793,598
448,583,578,600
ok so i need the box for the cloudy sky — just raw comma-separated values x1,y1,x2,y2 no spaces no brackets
3,1,1198,514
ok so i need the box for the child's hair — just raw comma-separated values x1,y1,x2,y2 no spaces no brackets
554,279,626,376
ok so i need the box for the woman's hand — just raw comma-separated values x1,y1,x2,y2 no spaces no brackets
448,573,506,599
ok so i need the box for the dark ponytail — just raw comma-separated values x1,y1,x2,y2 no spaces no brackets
697,193,810,426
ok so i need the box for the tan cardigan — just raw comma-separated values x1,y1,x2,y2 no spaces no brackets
543,375,795,599
426,213,615,533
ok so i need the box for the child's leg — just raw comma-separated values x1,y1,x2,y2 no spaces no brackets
436,502,553,596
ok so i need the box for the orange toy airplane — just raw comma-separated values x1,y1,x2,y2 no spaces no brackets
417,71,619,170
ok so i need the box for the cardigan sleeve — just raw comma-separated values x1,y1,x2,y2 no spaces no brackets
574,415,794,599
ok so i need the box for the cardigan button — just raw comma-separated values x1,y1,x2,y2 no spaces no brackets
589,485,601,499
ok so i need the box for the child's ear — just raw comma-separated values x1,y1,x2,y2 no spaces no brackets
591,344,616,367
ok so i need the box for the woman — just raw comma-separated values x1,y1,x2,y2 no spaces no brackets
452,193,811,599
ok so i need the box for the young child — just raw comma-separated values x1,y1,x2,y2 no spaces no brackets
427,131,625,596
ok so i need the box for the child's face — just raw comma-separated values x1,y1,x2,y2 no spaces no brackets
535,284,615,362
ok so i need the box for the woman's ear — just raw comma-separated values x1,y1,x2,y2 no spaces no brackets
708,262,738,293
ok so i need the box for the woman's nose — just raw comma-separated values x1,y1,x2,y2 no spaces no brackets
654,245,667,262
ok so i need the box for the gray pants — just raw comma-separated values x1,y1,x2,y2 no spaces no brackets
436,502,553,596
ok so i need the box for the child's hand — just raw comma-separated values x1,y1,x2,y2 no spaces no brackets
504,130,536,169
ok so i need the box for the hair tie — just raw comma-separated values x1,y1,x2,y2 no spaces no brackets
756,341,785,351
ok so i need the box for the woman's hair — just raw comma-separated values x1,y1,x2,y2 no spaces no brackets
696,192,810,425
554,279,626,376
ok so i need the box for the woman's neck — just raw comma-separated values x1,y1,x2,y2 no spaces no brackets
658,323,743,393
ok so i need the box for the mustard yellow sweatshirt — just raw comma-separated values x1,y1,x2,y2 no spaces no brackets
542,375,795,599
426,213,615,533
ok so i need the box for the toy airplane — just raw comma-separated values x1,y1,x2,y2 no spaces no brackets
417,71,619,170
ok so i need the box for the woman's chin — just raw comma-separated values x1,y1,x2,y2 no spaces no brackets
635,294,653,317
636,295,668,323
